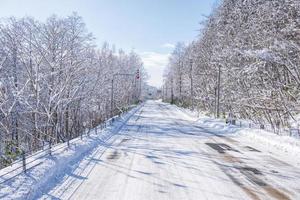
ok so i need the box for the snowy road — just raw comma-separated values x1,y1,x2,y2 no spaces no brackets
38,101,300,200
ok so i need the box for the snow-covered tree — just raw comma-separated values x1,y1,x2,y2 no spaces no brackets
0,14,146,167
163,0,300,131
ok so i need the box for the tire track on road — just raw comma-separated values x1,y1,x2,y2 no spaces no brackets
170,106,291,200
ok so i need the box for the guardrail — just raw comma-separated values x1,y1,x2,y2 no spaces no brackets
0,114,121,185
0,101,142,184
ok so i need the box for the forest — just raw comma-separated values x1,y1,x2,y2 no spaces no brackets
0,13,144,167
163,0,300,132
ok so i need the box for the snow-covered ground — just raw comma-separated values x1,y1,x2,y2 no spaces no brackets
1,100,300,200
0,105,141,199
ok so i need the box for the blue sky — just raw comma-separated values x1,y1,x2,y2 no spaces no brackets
0,0,217,87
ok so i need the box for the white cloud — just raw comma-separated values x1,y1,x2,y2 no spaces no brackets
141,52,170,68
140,52,170,88
161,43,175,49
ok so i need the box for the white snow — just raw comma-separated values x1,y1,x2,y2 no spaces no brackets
194,115,300,157
0,105,141,200
1,100,300,200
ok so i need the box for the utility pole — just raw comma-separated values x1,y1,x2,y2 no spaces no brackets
110,78,114,118
179,61,182,101
216,65,221,118
189,59,194,109
139,72,142,101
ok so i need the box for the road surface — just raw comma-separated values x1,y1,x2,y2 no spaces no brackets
39,101,300,200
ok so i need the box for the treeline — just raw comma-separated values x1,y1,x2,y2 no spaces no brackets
163,0,300,130
0,13,144,166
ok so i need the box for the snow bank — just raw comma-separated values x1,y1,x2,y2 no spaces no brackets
170,103,300,156
0,105,141,200
165,102,199,120
239,129,300,155
198,116,300,155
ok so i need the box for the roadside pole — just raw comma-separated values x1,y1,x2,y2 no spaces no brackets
190,60,194,109
139,73,142,100
110,78,114,118
216,65,221,118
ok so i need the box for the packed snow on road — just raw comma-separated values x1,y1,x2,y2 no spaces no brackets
1,100,300,200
